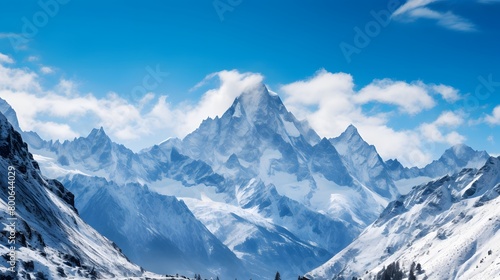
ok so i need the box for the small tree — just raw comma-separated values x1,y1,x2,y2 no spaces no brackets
275,271,281,280
416,263,422,274
409,262,416,280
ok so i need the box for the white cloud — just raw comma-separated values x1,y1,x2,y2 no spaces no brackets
177,70,264,136
27,56,39,62
418,111,465,145
392,0,476,32
32,121,79,140
0,53,14,64
40,66,54,74
56,79,78,96
432,84,460,102
354,79,435,114
434,111,464,126
0,63,40,91
485,105,500,125
280,69,450,167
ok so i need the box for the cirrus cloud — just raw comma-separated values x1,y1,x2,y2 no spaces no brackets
392,0,477,32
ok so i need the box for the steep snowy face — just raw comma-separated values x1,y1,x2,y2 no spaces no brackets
330,124,399,200
310,138,352,186
0,112,143,279
384,158,420,180
62,174,249,279
308,157,500,280
182,196,334,280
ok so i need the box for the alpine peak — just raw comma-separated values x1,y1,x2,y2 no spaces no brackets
87,126,110,142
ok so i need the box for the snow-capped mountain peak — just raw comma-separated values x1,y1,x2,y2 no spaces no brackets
86,126,111,143
236,83,278,121
330,124,399,200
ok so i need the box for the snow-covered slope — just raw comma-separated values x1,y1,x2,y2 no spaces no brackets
0,112,145,279
182,195,333,280
308,156,500,280
62,174,249,279
330,124,398,200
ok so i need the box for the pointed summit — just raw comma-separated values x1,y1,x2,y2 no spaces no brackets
338,124,362,143
87,126,111,143
344,124,358,135
446,143,476,159
233,83,284,122
330,124,363,155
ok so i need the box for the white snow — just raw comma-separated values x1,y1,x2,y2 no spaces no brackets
282,120,301,137
394,176,434,194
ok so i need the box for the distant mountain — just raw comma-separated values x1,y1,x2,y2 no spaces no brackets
421,144,490,177
0,112,145,278
308,156,500,279
385,144,490,194
62,174,249,279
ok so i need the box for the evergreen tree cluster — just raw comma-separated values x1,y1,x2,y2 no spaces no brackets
376,261,404,280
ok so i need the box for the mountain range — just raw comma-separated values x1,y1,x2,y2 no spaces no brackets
0,84,496,280
308,155,500,279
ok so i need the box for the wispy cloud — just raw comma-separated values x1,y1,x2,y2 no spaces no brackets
280,70,466,167
392,0,477,32
40,66,54,74
0,32,21,39
0,53,15,64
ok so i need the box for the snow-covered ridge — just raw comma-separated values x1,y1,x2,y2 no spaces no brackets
308,156,500,280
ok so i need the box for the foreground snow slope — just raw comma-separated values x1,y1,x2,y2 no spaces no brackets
0,112,145,279
308,156,500,280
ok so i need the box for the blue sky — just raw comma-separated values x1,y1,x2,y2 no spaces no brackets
0,0,499,166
